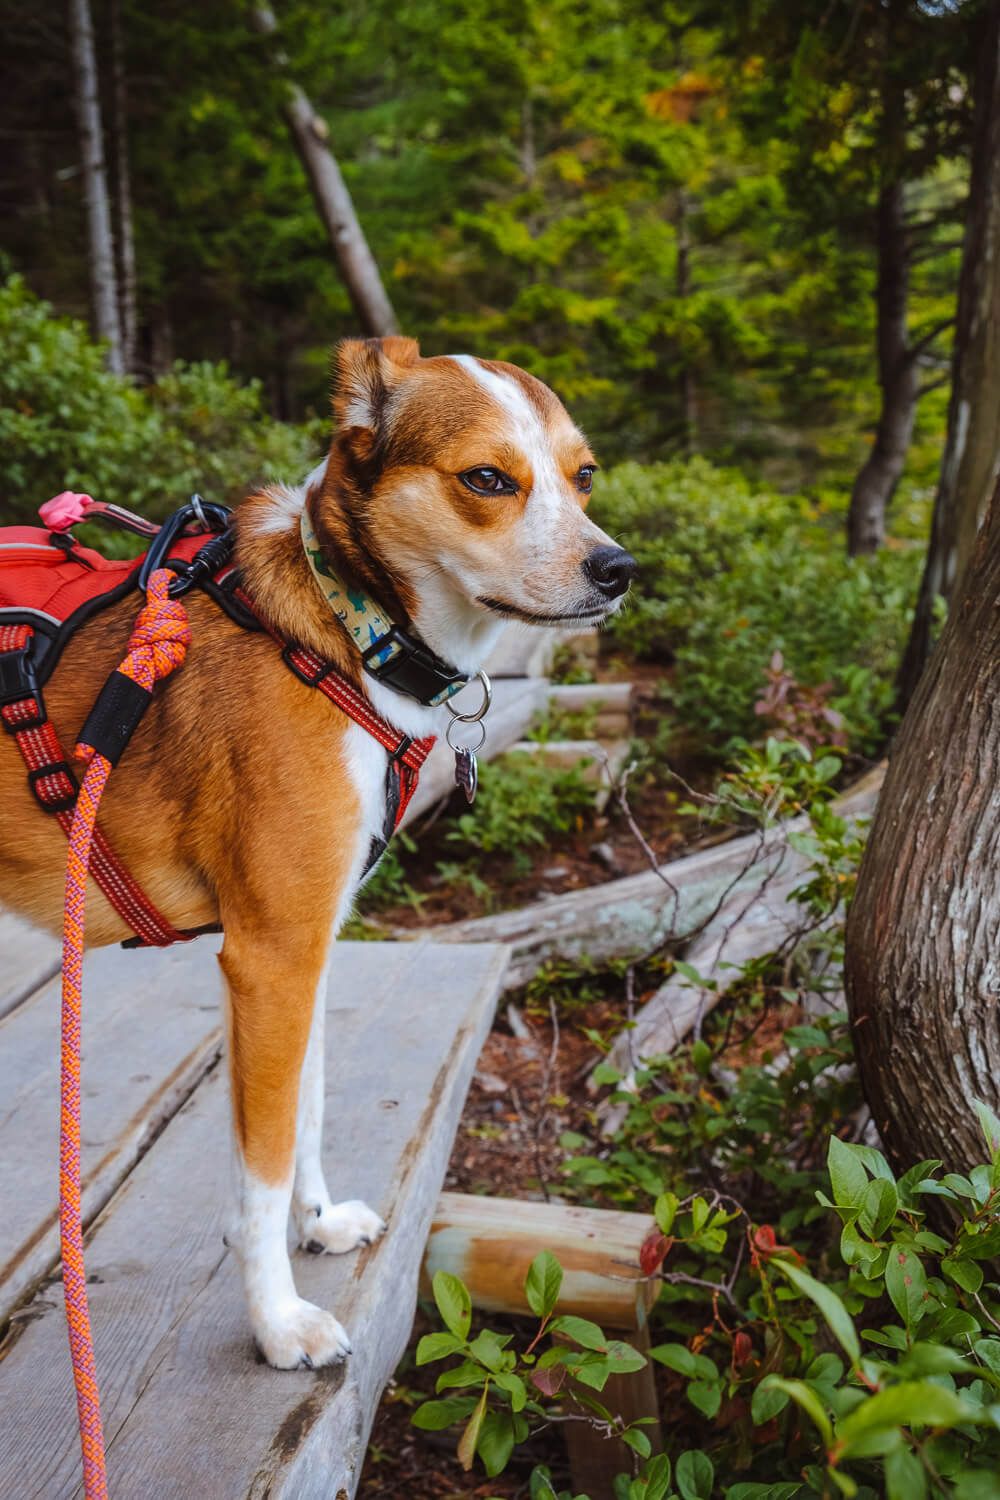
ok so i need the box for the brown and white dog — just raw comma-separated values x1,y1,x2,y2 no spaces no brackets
0,338,635,1368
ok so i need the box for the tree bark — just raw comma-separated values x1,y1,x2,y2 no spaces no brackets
251,5,399,338
896,7,1000,705
110,0,138,374
845,477,1000,1173
67,0,123,373
846,178,917,555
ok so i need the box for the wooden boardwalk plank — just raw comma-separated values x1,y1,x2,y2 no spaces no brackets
0,936,225,1325
0,939,508,1500
0,909,60,1021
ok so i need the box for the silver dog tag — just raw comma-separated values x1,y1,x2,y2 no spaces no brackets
455,747,478,804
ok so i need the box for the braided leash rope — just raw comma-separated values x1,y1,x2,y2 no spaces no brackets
60,569,191,1499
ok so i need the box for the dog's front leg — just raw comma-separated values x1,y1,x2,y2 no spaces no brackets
292,956,386,1254
220,925,351,1369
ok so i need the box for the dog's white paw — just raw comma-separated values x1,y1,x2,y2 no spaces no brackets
295,1198,387,1255
254,1296,352,1370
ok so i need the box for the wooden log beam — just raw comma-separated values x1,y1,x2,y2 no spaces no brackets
422,1192,657,1329
424,766,884,990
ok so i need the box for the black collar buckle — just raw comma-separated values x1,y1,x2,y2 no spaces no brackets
360,625,467,706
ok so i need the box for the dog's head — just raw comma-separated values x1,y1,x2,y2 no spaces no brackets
314,337,635,665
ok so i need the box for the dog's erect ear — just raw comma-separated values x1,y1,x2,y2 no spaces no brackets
332,337,420,434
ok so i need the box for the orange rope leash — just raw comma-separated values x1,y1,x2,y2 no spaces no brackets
60,569,191,1499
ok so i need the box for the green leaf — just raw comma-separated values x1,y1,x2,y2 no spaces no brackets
605,1339,650,1374
974,1098,1000,1159
954,1472,1000,1500
974,1339,1000,1376
622,1426,652,1458
836,1381,983,1457
468,1329,511,1372
773,1259,860,1365
433,1269,472,1340
411,1395,476,1430
437,1360,491,1391
493,1370,528,1412
458,1383,489,1471
476,1409,515,1477
549,1315,607,1351
592,1061,622,1086
649,1343,716,1379
676,1449,714,1500
760,1377,833,1446
884,1245,929,1332
751,1380,790,1424
688,1379,722,1419
525,1251,563,1320
655,1191,679,1235
416,1330,466,1365
885,1446,926,1500
643,1454,672,1500
828,1136,868,1208
942,1256,984,1294
859,1178,898,1239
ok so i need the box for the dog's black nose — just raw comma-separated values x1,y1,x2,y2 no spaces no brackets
583,545,638,599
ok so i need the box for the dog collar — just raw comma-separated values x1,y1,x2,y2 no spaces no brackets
300,510,469,706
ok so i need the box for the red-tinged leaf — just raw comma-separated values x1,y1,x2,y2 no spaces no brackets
640,1231,674,1276
731,1331,753,1371
753,1225,777,1255
531,1363,567,1397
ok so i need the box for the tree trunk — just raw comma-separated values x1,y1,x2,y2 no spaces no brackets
110,0,138,374
845,477,1000,1173
846,178,916,555
251,5,399,338
896,7,1000,706
67,0,123,373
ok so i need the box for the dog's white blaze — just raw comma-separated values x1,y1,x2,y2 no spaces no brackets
448,354,593,563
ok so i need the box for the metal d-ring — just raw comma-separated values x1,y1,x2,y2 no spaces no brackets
446,669,492,724
446,716,487,754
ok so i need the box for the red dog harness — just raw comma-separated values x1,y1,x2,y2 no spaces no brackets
0,509,433,946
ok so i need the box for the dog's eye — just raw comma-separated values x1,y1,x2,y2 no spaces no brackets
576,466,597,494
459,467,517,496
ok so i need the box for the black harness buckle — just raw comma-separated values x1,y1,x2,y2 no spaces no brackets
361,625,467,706
281,646,330,687
0,640,45,731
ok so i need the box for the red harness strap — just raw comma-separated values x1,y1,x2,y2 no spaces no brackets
281,641,435,829
0,622,189,946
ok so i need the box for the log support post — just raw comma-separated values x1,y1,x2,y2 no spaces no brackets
422,1192,663,1499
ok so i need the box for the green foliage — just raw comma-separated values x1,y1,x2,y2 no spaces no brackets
592,459,922,754
440,752,595,880
0,276,320,531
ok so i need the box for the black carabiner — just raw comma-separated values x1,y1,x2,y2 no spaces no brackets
137,496,232,597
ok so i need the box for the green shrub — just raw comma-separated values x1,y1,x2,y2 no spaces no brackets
592,459,921,756
0,276,321,530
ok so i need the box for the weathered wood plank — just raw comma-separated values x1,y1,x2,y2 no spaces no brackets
0,936,225,1325
0,940,509,1500
401,678,550,826
422,1192,657,1328
0,908,60,1021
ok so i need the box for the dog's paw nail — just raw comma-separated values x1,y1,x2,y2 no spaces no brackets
313,1205,323,1218
300,1353,314,1370
359,1235,371,1246
305,1239,325,1255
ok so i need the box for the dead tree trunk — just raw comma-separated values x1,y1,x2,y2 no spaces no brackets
845,477,1000,1172
68,0,123,372
251,5,399,338
846,178,917,556
110,0,138,374
896,7,1000,705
